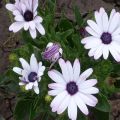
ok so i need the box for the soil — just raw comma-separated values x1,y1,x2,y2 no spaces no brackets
0,0,120,120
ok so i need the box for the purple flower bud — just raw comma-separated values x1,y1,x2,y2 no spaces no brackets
42,42,63,62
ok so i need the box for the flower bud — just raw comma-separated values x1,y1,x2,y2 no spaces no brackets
45,95,52,102
42,42,63,62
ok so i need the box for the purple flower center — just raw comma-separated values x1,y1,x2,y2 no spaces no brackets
66,81,78,95
24,10,33,21
43,44,60,60
101,32,112,44
28,72,37,82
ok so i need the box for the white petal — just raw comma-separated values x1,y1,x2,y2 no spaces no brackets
79,79,97,89
87,20,102,35
14,15,24,21
80,87,99,94
108,13,120,33
78,92,98,107
28,0,32,9
86,94,98,104
29,21,36,30
94,11,103,31
25,83,33,90
24,22,30,31
19,82,25,86
99,7,105,15
59,48,63,54
73,59,80,81
30,54,38,72
21,70,29,81
6,4,16,11
81,36,99,44
48,70,66,84
78,68,93,83
19,58,30,71
33,86,39,94
13,10,21,16
57,95,70,114
109,44,120,62
68,98,77,120
94,45,103,60
33,81,38,87
81,37,102,49
102,45,109,59
13,67,22,75
33,0,38,12
74,93,89,115
112,27,120,36
59,59,70,82
29,28,37,39
22,0,30,10
85,26,99,37
38,65,45,77
38,77,41,82
51,91,67,112
112,41,120,53
102,12,109,32
34,16,43,23
47,42,53,48
48,89,63,96
21,2,27,13
36,23,45,35
66,61,73,81
113,35,120,43
109,9,116,24
88,47,98,57
9,22,24,32
48,83,65,90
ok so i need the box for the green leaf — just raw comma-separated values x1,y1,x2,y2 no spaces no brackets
56,29,74,40
74,6,83,26
14,99,36,120
58,19,73,31
94,60,112,84
93,109,109,120
95,93,111,112
77,112,87,120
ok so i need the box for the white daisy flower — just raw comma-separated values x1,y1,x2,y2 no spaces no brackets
13,54,45,94
6,0,45,39
42,42,63,62
81,7,120,62
48,58,99,120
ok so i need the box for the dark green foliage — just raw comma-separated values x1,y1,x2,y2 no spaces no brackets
1,0,120,120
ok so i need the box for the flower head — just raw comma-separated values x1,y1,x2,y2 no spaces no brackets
13,54,45,94
6,0,45,39
48,58,99,120
81,8,120,62
42,42,63,62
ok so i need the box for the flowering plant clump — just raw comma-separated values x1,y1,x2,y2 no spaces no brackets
0,0,120,120
6,0,45,39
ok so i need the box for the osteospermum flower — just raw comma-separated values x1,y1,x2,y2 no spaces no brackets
48,58,99,120
6,0,45,39
13,54,45,94
81,7,120,62
42,42,63,62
